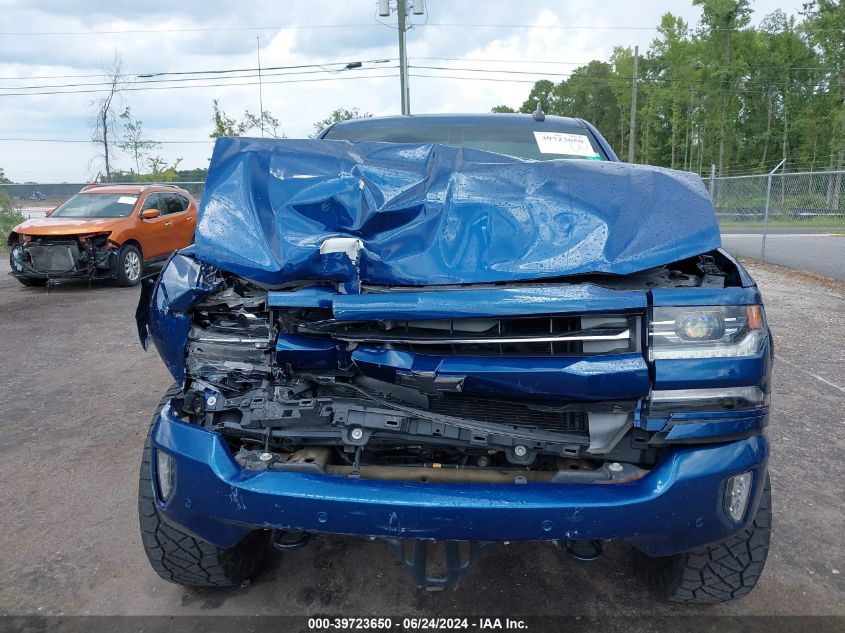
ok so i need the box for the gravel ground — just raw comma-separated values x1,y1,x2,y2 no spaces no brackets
0,260,842,617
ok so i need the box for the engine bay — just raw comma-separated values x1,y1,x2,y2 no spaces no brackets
161,252,742,483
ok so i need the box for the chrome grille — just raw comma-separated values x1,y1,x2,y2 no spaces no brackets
299,314,638,356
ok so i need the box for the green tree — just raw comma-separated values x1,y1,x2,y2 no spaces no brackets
311,107,372,137
644,14,696,167
210,99,239,137
175,167,209,181
0,182,25,242
519,79,558,113
243,110,283,138
501,0,839,177
607,46,635,157
561,61,623,153
118,107,161,176
210,100,284,138
145,157,184,182
801,0,844,206
0,167,10,184
692,0,753,175
491,105,517,113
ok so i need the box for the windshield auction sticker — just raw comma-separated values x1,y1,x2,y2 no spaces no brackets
533,131,600,157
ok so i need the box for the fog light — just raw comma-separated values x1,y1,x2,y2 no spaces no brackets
725,471,753,522
156,449,175,501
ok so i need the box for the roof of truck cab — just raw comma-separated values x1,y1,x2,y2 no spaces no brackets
324,113,589,134
319,113,619,162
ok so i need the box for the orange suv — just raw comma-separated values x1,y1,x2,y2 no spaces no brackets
7,184,198,287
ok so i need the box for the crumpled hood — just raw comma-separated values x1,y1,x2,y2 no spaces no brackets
194,137,721,286
14,216,123,236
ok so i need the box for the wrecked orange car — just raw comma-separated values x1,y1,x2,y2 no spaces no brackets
7,184,198,287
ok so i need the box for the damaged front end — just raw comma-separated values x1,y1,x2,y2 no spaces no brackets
135,138,771,586
139,243,768,493
8,231,120,283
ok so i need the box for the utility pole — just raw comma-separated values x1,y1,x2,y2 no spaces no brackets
379,0,424,115
256,35,265,137
627,45,638,163
398,0,409,115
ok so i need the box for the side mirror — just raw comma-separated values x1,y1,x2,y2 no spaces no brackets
141,209,160,219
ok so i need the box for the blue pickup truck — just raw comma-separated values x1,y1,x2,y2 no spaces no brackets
136,113,772,603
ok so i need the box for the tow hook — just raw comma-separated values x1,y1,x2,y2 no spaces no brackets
271,529,311,551
383,538,494,589
556,539,604,562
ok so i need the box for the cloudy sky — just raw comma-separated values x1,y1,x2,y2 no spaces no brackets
0,0,807,182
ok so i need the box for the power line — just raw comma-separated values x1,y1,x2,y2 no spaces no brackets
0,72,111,81
0,24,382,36
423,22,843,33
410,64,578,78
407,71,834,94
0,70,399,97
2,22,840,36
136,58,394,78
0,137,212,144
411,56,593,66
0,57,833,86
0,67,390,91
409,72,536,84
410,57,841,72
0,58,396,84
409,64,835,88
416,76,815,98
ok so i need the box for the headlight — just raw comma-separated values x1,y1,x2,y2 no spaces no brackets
80,233,111,248
10,244,24,271
650,305,766,360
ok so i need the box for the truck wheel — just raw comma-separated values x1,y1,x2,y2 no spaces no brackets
647,473,772,603
16,277,47,287
138,385,268,586
116,244,142,287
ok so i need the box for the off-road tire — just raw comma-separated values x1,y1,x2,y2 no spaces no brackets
138,385,268,586
16,277,47,287
116,244,142,287
647,473,772,603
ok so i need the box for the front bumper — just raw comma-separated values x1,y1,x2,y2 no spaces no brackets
9,267,105,282
150,403,769,557
9,241,118,282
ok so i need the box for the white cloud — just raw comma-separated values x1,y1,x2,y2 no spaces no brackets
0,0,807,181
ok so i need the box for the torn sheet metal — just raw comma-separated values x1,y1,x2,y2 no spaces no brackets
139,250,222,386
194,137,721,286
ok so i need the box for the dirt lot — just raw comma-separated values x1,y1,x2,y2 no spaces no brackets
0,260,842,617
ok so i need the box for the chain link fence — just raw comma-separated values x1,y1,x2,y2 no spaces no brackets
3,174,844,281
703,170,845,281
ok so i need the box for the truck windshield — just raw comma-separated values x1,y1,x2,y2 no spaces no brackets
51,193,138,218
323,120,607,161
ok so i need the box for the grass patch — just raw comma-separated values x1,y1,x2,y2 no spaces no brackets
718,216,845,230
0,188,25,252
